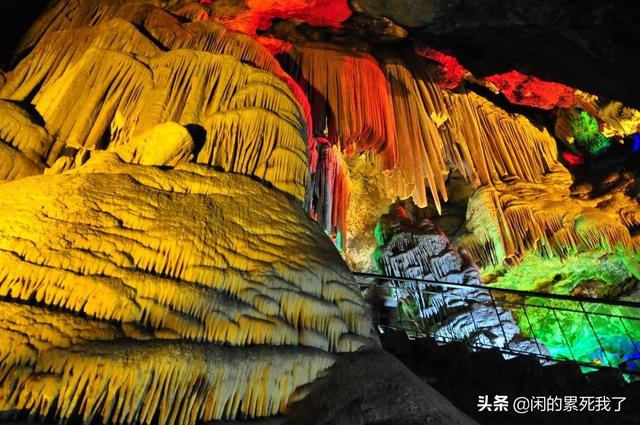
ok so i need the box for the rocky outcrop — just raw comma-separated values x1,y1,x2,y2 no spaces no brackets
284,349,478,425
0,100,50,182
0,4,372,422
457,169,640,268
353,0,640,110
373,203,547,352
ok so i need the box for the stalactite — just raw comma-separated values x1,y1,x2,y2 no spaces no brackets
0,19,161,103
380,55,561,210
8,1,314,144
172,2,210,22
4,42,309,199
282,43,397,169
148,20,312,138
284,49,633,266
575,209,634,252
305,138,351,249
0,100,50,182
1,337,334,425
382,59,449,211
556,93,640,146
14,0,127,57
456,171,638,268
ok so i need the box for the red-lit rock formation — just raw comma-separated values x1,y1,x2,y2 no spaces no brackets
306,137,351,249
209,0,351,35
282,42,397,168
485,70,576,110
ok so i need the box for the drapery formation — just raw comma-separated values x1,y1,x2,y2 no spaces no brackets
1,17,309,199
382,55,561,211
0,157,370,423
279,45,638,265
458,171,640,267
282,43,398,169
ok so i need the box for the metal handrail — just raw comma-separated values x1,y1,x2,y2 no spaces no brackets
354,271,640,309
354,272,640,376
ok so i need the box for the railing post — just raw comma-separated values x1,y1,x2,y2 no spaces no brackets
465,292,483,350
617,317,640,370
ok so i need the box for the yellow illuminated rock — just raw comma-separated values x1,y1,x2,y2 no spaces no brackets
383,56,561,211
456,171,640,267
0,142,43,181
114,121,194,167
2,18,308,200
0,153,370,423
2,1,638,424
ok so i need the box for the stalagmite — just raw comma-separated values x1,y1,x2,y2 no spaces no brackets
374,203,480,285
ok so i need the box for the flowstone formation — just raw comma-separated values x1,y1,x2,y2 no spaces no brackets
0,1,365,423
1,18,309,199
0,153,373,424
371,203,545,354
0,1,483,424
2,0,640,423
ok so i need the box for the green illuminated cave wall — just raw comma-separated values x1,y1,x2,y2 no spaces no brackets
486,251,640,371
